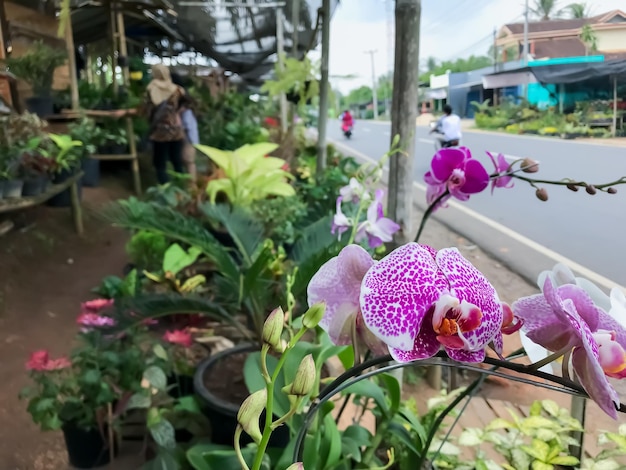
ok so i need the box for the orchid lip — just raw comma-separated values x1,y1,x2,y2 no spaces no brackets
432,295,483,349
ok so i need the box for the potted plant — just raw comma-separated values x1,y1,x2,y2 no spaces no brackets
0,152,21,199
45,133,83,207
20,137,54,197
3,40,67,117
68,117,104,187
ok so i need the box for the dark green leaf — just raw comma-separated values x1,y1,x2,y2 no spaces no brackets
149,419,176,450
143,366,167,391
342,380,389,418
379,373,401,415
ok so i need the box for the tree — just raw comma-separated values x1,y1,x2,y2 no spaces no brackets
566,2,592,18
530,0,562,20
418,55,492,83
580,24,598,55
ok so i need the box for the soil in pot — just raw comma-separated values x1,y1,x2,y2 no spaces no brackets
4,179,24,199
62,422,116,469
196,347,290,448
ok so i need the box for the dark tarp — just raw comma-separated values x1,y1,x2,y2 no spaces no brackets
530,60,626,84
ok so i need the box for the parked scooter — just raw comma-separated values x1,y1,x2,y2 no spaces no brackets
429,121,460,150
342,123,353,139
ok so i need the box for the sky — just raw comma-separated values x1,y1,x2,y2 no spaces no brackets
315,0,626,94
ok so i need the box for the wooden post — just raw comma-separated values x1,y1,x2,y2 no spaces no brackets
275,7,288,135
109,2,119,95
316,0,331,179
64,12,80,111
70,181,84,236
116,11,130,86
388,0,422,387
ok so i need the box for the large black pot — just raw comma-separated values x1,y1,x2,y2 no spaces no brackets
25,96,54,118
194,344,290,448
82,157,100,188
47,168,82,208
62,422,114,469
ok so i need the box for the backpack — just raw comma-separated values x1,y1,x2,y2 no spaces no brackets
149,90,185,142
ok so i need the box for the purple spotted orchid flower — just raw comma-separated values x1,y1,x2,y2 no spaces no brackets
360,243,504,363
513,277,626,419
355,189,400,248
424,147,490,209
487,151,514,194
307,245,388,356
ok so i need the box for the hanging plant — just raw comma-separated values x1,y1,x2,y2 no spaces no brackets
261,56,319,107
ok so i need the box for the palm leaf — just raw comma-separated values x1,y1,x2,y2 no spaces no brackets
199,203,265,267
104,198,240,283
290,215,337,264
113,293,251,340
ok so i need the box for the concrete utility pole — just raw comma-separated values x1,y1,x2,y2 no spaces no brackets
316,0,331,178
365,49,379,120
388,0,420,245
276,6,288,135
522,0,529,98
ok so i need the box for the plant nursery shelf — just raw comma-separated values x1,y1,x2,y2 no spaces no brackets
0,172,84,235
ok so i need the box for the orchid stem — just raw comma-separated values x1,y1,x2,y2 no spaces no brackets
234,426,251,470
414,190,449,243
528,345,571,371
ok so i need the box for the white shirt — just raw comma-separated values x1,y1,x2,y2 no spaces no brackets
437,114,462,141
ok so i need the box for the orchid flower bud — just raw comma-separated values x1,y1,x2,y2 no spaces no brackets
586,185,597,195
285,464,305,470
535,188,548,202
290,354,316,396
521,158,539,173
302,302,325,329
236,389,267,444
262,307,284,351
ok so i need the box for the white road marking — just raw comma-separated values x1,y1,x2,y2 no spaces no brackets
330,139,625,292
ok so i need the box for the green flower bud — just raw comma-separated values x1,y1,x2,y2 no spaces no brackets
302,302,326,329
262,307,285,350
285,464,305,470
290,354,316,396
236,389,267,444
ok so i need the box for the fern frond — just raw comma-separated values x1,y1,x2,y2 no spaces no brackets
103,199,240,284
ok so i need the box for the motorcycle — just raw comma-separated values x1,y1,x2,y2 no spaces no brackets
342,122,353,139
429,121,460,150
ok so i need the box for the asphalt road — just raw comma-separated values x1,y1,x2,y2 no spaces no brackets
327,119,626,287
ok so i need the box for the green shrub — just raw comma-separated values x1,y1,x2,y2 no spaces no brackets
126,230,169,271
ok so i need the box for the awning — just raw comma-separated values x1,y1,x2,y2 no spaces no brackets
482,71,537,89
448,80,483,90
425,88,447,99
530,60,626,84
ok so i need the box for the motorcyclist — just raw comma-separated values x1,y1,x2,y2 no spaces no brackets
340,109,354,132
430,104,462,148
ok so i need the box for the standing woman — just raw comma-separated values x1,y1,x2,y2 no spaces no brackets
142,64,186,184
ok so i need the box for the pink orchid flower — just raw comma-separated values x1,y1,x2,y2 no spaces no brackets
487,151,514,194
26,350,71,371
77,312,116,329
331,196,352,237
355,189,400,248
424,147,489,209
307,245,388,356
513,277,626,419
339,177,366,203
360,243,503,363
163,329,193,348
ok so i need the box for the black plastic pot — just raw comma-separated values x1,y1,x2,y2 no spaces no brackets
168,373,195,399
22,176,48,197
194,344,290,448
25,96,54,118
4,179,24,199
47,168,82,208
62,422,114,469
82,158,100,188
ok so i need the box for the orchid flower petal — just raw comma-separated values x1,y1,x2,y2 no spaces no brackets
360,243,448,351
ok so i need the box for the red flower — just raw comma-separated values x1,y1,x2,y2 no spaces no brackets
26,350,49,371
264,117,279,128
26,350,71,371
163,329,193,348
81,299,114,313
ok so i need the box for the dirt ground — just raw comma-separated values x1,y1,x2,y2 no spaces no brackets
0,165,624,469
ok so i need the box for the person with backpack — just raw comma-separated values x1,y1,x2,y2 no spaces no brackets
170,72,199,183
142,64,186,184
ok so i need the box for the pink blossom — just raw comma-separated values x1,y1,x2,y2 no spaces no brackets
163,329,193,348
81,298,114,313
26,350,71,371
424,147,489,210
331,197,352,237
77,312,116,328
26,350,50,371
487,152,514,194
355,189,400,248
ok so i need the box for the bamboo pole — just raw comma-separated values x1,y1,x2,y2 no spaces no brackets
64,12,80,111
276,7,288,135
612,75,618,137
116,11,130,87
316,0,331,178
109,2,119,95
